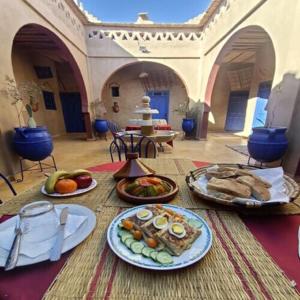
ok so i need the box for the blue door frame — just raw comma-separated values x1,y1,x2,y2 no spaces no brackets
225,91,249,132
252,81,272,128
60,92,85,133
147,91,169,122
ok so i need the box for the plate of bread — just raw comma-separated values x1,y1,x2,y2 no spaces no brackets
186,164,299,208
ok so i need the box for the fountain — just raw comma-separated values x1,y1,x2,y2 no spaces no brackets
133,96,159,136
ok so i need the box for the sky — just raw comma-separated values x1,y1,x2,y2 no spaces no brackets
80,0,211,23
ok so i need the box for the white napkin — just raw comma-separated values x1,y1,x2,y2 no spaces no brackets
0,208,87,258
192,166,289,203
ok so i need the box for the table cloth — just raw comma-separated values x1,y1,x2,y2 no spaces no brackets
125,125,174,147
0,158,299,300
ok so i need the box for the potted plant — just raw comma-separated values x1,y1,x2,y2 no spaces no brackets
91,98,108,134
247,88,288,163
174,100,195,134
1,76,53,161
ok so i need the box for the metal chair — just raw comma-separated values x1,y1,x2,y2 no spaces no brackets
109,133,157,162
107,120,123,138
0,172,17,196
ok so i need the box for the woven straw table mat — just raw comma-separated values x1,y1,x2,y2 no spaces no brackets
0,173,114,216
43,209,299,300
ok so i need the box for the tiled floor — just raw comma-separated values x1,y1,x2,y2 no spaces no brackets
0,132,248,202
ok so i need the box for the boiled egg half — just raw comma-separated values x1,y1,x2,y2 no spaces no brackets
153,215,169,230
169,223,186,238
136,209,153,221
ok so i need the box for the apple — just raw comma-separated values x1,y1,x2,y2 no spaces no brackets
74,175,93,189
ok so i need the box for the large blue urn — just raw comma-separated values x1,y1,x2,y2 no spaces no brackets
94,119,108,134
182,118,195,134
13,127,53,161
247,127,288,162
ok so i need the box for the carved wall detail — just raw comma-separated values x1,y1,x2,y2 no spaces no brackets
88,30,202,42
43,0,84,36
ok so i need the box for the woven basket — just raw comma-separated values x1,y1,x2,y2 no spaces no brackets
186,163,300,208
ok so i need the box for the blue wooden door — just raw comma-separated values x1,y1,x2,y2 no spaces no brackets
252,81,272,128
60,92,85,132
225,91,249,132
147,91,169,122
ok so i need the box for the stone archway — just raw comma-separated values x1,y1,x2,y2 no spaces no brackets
11,23,92,138
98,61,190,131
201,25,276,138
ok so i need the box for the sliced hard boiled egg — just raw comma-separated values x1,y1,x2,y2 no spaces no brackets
169,223,186,239
136,209,153,221
153,215,169,230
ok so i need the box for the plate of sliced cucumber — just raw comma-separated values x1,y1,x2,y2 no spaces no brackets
106,204,213,270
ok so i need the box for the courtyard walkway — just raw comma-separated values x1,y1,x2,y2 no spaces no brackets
0,132,248,202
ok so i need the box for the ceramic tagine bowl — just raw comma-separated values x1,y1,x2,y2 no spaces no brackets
114,153,179,204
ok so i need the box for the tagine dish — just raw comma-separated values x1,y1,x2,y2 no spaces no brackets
41,169,97,197
116,175,179,204
107,204,212,270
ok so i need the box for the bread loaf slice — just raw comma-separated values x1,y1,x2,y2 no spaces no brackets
207,177,251,198
236,176,271,201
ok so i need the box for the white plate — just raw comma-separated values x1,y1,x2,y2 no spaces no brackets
0,204,96,267
41,179,97,197
107,204,213,270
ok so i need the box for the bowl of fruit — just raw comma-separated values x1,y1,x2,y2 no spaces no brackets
116,176,179,204
41,169,97,197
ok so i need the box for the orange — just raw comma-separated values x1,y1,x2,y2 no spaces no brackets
55,179,77,194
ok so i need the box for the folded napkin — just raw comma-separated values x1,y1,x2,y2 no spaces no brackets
0,207,87,258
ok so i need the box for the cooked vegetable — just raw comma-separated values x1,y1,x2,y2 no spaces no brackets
146,238,158,248
124,177,170,197
156,252,173,265
125,182,139,193
130,241,144,254
146,177,162,185
133,230,143,240
122,219,134,230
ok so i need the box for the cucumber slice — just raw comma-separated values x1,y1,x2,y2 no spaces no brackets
188,219,203,229
142,247,155,258
118,229,132,238
150,251,159,261
156,252,173,265
130,241,144,254
125,238,135,248
121,233,133,244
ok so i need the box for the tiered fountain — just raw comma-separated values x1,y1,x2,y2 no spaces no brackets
133,96,159,136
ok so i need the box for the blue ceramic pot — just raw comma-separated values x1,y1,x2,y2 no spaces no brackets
247,127,288,162
94,119,108,133
13,127,53,161
182,118,195,134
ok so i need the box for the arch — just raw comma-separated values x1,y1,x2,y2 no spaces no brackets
200,25,276,138
101,60,190,98
99,61,190,131
11,23,92,137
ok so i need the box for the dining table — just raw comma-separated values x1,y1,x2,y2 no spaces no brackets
0,158,300,300
124,125,175,147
